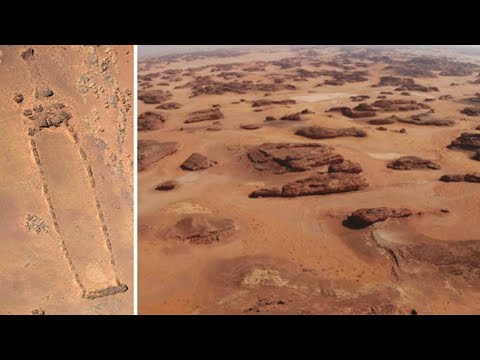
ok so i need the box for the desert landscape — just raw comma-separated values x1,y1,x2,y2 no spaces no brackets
138,45,480,314
0,45,133,314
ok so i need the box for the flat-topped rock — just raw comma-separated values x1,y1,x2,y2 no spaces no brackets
387,156,440,170
295,126,367,139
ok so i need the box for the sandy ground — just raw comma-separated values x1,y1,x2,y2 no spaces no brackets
138,46,480,314
0,45,133,314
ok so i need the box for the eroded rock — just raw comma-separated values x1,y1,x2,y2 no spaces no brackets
138,140,180,172
295,126,367,139
387,156,440,170
345,207,413,228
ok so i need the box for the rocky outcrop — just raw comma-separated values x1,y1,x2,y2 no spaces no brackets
249,172,368,198
461,107,480,117
345,207,413,228
465,173,480,183
387,156,440,170
138,89,172,104
185,108,224,123
280,113,302,121
180,153,212,171
398,112,455,127
155,102,182,110
35,87,54,98
328,161,362,174
295,126,367,139
138,111,166,131
155,180,178,191
371,99,430,112
327,106,376,119
251,99,296,107
367,116,402,125
241,124,262,130
138,140,180,172
25,103,71,130
449,133,480,151
439,174,465,182
165,214,236,244
248,143,344,174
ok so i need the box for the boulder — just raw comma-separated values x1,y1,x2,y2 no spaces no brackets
387,156,440,170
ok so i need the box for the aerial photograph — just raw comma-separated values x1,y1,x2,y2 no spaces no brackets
0,45,134,314
138,45,480,315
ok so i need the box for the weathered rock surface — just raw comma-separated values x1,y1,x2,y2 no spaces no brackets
35,87,53,98
295,126,367,139
138,111,166,131
387,156,441,170
345,207,413,228
280,113,302,121
138,140,180,172
180,153,211,171
327,106,376,119
251,99,296,107
165,214,236,244
248,143,344,174
449,133,480,151
241,124,262,130
439,174,465,182
249,173,368,198
368,116,401,125
465,173,480,183
328,161,363,174
461,107,480,117
13,93,23,103
156,102,182,110
26,103,71,129
138,89,172,104
371,99,430,112
398,112,455,127
21,48,34,60
185,108,224,123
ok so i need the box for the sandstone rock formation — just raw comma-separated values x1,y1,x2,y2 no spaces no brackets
295,126,367,139
138,111,166,131
180,153,211,171
138,140,180,172
165,214,236,244
328,161,363,174
248,143,344,174
345,207,413,228
249,173,368,198
185,108,224,123
387,156,440,170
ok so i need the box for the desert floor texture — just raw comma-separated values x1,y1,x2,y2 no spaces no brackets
138,46,480,314
0,45,133,314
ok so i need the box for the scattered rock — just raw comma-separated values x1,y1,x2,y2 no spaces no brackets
371,99,430,112
377,126,388,131
180,153,211,171
31,308,45,315
439,95,454,100
21,48,34,60
138,140,180,172
327,106,376,119
13,93,23,103
206,125,222,131
387,156,440,170
295,126,367,139
449,133,480,151
35,87,53,98
345,207,413,229
23,109,33,117
350,95,370,102
265,116,276,121
398,112,455,127
27,103,71,129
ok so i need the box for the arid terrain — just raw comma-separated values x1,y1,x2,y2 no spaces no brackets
138,46,480,314
0,45,133,314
